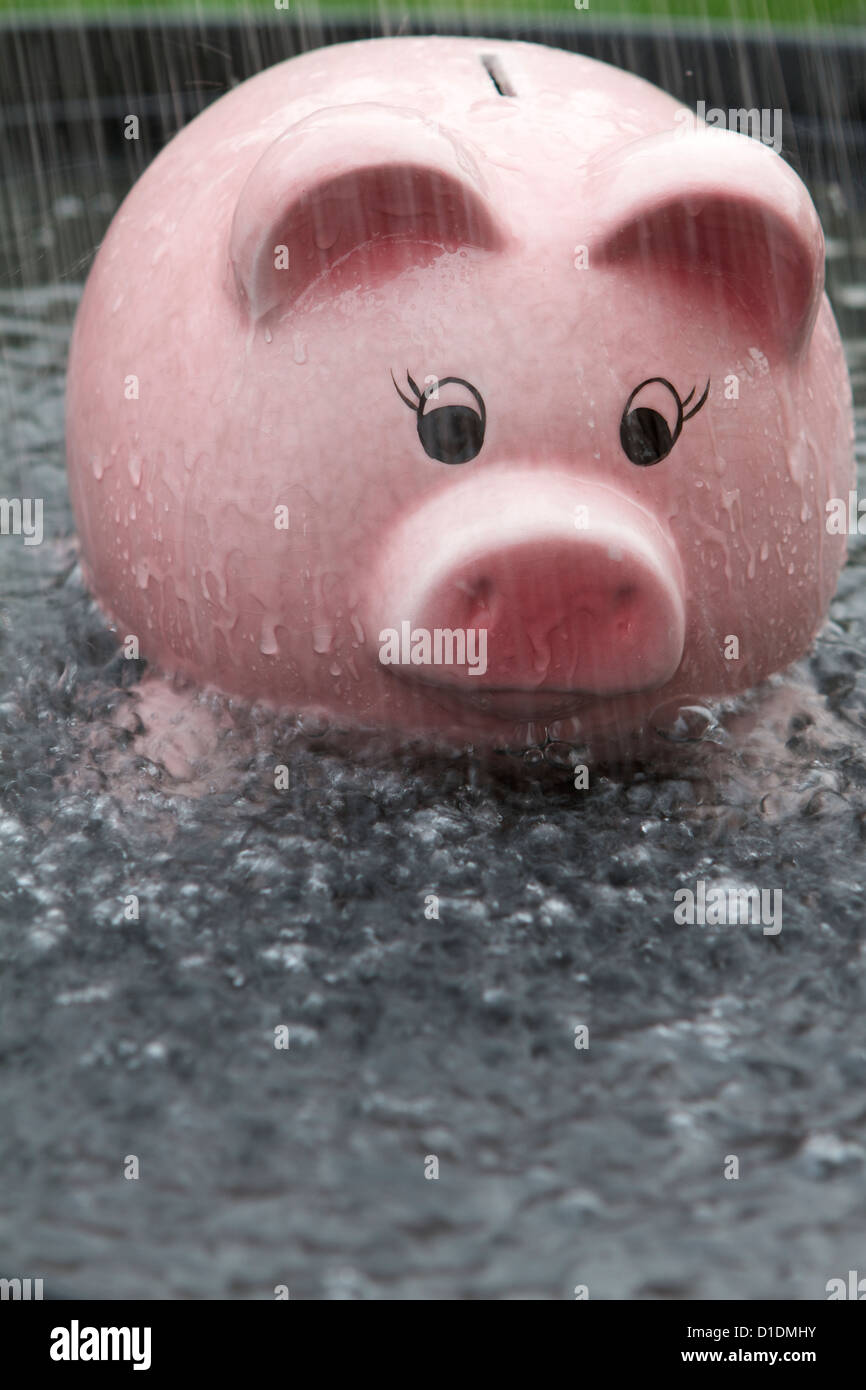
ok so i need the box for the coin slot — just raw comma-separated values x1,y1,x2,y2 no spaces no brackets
480,54,516,97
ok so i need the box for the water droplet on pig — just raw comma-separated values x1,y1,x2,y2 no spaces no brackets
264,325,273,344
128,454,142,487
313,221,340,250
91,455,103,480
293,335,307,364
787,437,810,486
528,629,552,677
312,624,334,654
329,662,341,677
259,620,279,656
349,613,365,644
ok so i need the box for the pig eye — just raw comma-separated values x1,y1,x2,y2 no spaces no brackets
391,370,486,465
620,376,709,466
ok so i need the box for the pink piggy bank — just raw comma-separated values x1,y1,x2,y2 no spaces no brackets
66,36,854,751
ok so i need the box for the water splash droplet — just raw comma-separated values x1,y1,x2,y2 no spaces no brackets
655,704,726,744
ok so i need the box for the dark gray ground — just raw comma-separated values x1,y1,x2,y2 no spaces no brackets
1,154,865,1302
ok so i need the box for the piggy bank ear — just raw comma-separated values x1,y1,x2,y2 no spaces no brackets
593,128,825,355
229,103,507,319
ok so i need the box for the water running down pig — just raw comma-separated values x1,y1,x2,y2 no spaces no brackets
65,37,855,750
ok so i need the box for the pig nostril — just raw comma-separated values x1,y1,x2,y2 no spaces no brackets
457,574,492,601
472,576,493,603
614,586,637,607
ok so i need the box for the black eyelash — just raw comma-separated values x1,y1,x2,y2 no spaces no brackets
391,369,422,409
681,379,711,423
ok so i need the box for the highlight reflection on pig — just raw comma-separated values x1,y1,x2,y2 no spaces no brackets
66,37,854,749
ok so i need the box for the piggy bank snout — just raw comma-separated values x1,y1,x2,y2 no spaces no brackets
371,478,686,699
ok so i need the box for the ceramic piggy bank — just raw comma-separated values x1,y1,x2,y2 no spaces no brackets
66,36,854,750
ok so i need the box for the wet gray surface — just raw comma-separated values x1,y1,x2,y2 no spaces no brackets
1,153,866,1301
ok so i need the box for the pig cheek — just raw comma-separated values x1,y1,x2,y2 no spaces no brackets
670,450,820,693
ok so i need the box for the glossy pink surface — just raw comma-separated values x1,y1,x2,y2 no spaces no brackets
66,36,855,748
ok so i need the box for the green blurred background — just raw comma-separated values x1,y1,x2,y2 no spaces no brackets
0,0,863,30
